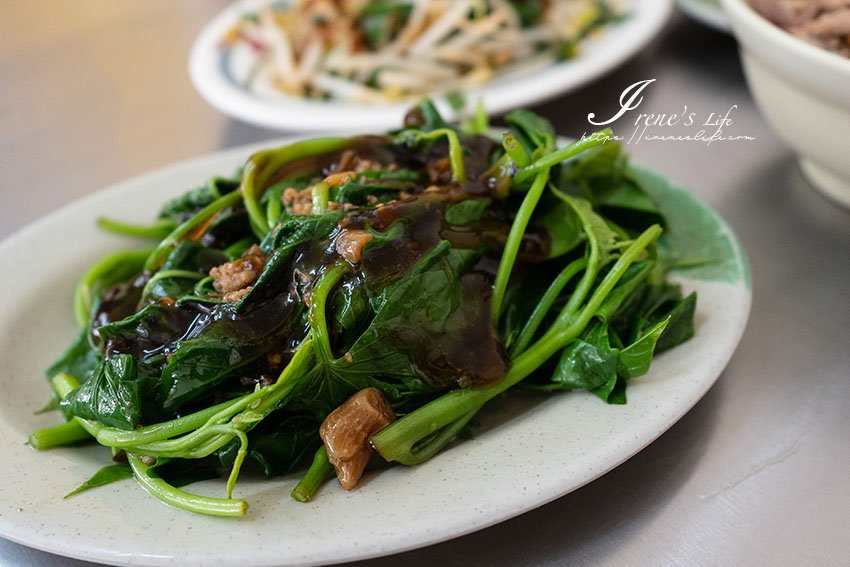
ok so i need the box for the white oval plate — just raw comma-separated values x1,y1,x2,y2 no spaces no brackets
189,0,672,132
676,0,730,32
0,137,749,566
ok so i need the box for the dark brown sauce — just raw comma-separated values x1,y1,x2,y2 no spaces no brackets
93,133,548,395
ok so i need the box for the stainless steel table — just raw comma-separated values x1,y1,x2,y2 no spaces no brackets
2,2,848,566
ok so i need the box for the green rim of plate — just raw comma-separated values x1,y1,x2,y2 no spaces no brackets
631,166,751,288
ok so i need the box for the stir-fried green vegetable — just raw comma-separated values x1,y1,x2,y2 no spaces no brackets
30,101,695,516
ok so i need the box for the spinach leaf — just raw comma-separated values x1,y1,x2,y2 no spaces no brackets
145,241,227,299
60,354,158,429
158,176,240,224
444,198,491,225
654,292,697,353
364,221,405,251
259,210,344,253
618,316,670,379
46,328,99,384
559,143,665,232
333,182,407,206
64,464,133,498
555,191,619,271
532,196,584,258
336,245,506,391
551,321,619,393
505,109,556,155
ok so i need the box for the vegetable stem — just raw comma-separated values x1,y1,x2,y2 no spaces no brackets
510,258,586,356
311,181,330,215
309,264,349,363
241,137,352,238
127,453,247,517
491,170,549,323
28,420,91,450
96,217,177,239
291,446,334,503
397,128,467,182
513,129,612,186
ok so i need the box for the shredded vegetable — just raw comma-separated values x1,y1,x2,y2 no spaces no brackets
222,0,624,102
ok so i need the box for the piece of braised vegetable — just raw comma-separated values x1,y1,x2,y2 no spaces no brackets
320,388,396,490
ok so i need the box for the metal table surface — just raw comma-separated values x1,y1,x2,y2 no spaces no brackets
1,2,848,566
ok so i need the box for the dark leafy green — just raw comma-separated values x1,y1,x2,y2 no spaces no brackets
37,101,697,516
64,464,133,499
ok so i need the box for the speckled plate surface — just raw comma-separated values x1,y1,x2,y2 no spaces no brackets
189,0,673,132
0,138,750,567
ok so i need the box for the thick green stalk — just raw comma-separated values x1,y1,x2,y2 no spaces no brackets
309,263,348,363
501,133,531,167
51,340,315,457
310,181,330,215
52,373,245,447
121,341,315,457
241,137,352,238
28,420,91,449
491,170,549,323
266,192,283,228
96,217,176,239
127,453,247,517
542,225,662,346
510,258,587,357
291,447,335,503
513,129,612,186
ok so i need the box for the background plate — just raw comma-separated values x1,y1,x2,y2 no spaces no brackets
0,137,749,566
189,0,673,131
676,0,730,32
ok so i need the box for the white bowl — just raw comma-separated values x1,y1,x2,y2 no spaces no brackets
720,0,850,208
